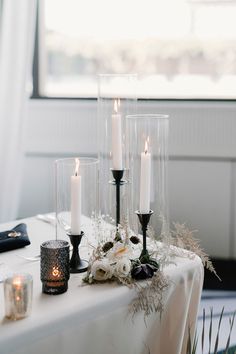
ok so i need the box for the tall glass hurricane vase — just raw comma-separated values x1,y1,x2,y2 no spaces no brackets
98,74,137,238
55,157,99,273
126,114,169,243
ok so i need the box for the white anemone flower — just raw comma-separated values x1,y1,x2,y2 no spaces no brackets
114,258,131,278
91,259,113,281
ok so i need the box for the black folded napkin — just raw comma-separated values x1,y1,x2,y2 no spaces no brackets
0,223,30,253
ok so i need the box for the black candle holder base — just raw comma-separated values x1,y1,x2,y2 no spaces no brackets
67,232,88,273
70,259,88,274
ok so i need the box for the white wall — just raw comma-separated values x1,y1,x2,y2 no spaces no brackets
20,99,236,259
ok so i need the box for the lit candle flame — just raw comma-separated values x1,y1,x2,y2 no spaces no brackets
13,277,22,289
52,266,61,278
113,99,120,114
75,158,80,176
144,138,149,154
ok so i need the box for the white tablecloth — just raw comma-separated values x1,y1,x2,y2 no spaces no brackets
0,217,204,354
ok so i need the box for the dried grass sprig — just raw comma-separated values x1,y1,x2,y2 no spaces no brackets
129,271,169,319
170,222,220,280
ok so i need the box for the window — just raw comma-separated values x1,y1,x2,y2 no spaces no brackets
35,0,236,99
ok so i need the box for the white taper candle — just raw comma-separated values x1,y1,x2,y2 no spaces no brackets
139,140,151,213
71,158,81,235
112,99,122,170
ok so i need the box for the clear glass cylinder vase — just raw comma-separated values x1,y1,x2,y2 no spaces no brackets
98,74,137,235
126,114,169,240
54,157,99,243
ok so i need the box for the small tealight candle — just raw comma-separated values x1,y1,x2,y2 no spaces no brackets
40,240,70,295
4,274,33,320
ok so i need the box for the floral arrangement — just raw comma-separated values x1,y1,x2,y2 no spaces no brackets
84,221,160,285
84,219,218,319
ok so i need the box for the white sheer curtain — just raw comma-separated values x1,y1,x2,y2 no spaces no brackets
0,0,36,222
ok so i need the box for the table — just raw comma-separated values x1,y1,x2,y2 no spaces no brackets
0,217,204,354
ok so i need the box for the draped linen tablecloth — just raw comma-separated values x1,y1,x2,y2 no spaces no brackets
0,217,204,354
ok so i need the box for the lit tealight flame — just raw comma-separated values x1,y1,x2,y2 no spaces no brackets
13,276,22,290
75,158,80,177
113,98,120,114
144,137,149,154
52,266,61,278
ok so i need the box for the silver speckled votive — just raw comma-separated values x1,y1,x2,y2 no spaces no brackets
4,273,33,320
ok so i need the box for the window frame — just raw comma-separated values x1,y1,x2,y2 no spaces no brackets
31,0,236,103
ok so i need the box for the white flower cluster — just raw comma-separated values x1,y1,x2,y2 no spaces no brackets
90,242,132,281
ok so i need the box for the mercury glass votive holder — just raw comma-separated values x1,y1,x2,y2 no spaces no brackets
40,240,70,295
4,273,33,320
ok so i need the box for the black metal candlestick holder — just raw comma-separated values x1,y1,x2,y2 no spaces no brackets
136,210,154,260
110,169,126,227
131,210,159,280
67,231,88,273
